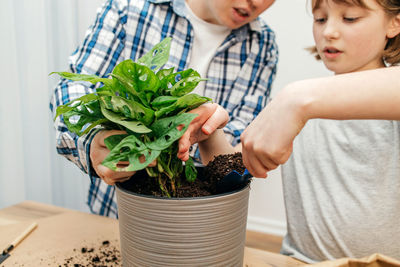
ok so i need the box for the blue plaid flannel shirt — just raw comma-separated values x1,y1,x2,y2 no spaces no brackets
50,0,278,218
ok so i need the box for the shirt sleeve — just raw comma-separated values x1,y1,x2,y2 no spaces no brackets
223,28,278,146
50,0,127,176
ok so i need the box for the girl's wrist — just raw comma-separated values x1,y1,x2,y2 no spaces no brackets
278,80,316,125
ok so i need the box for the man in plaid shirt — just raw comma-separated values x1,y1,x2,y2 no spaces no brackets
50,0,278,217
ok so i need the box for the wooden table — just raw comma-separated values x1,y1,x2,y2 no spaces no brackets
0,201,304,267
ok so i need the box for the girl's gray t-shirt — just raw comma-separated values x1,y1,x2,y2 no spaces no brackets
280,119,400,263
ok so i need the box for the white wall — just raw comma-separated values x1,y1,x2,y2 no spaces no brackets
0,0,103,212
0,0,331,237
246,0,331,236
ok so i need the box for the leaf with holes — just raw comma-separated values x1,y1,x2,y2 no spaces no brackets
104,134,129,150
102,135,161,171
137,37,171,72
100,106,152,134
112,60,160,93
146,113,197,150
160,69,208,96
99,95,154,125
61,99,105,135
54,93,100,122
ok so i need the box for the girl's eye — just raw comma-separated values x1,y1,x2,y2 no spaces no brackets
314,17,326,23
343,17,359,22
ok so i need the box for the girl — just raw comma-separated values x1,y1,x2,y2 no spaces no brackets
240,0,400,263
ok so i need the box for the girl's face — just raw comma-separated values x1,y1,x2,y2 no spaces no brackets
312,0,394,74
186,0,275,29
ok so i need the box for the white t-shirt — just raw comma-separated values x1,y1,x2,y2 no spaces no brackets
281,119,400,263
184,2,231,95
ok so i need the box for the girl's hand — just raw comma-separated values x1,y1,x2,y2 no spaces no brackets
241,87,307,178
178,103,229,161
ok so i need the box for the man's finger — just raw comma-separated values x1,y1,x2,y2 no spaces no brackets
97,165,135,180
202,105,229,135
178,132,191,153
177,150,189,161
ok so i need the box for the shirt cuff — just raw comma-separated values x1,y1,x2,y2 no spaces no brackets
77,128,102,183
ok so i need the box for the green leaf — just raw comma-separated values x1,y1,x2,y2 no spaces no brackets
102,135,161,171
151,95,178,108
156,67,175,81
62,100,105,136
99,95,154,125
104,134,129,150
50,71,111,85
160,69,207,97
154,103,178,118
112,60,160,92
100,104,152,133
153,94,210,118
137,37,172,72
175,94,211,110
185,157,197,183
110,61,161,108
146,113,197,150
54,93,99,121
81,118,108,136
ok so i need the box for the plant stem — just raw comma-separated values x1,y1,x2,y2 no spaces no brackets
158,175,171,198
170,179,176,197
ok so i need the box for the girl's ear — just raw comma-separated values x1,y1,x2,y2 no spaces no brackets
387,13,400,38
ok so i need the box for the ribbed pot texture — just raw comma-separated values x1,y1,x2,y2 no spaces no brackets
116,181,250,267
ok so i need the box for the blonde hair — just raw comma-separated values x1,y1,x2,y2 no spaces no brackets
309,0,400,64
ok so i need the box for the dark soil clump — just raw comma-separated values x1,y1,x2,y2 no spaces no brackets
204,152,246,193
120,152,247,197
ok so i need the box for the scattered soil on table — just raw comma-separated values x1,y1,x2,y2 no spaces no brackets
121,152,247,197
60,239,121,267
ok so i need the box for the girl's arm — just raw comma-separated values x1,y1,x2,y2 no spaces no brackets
241,66,400,178
298,66,400,120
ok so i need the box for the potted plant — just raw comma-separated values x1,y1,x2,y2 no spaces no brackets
53,37,251,266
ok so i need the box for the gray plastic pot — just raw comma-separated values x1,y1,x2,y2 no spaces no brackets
116,169,250,267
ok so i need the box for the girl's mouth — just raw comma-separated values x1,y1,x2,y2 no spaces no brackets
323,47,342,59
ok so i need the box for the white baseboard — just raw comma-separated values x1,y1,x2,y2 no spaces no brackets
247,216,287,237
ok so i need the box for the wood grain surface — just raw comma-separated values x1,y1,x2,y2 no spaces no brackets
0,201,303,267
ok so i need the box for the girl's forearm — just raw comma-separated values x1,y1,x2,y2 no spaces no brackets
283,66,400,122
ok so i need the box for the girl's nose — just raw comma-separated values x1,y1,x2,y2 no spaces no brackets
323,19,340,39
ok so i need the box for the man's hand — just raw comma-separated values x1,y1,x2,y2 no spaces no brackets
90,130,156,185
178,103,229,161
90,130,136,185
